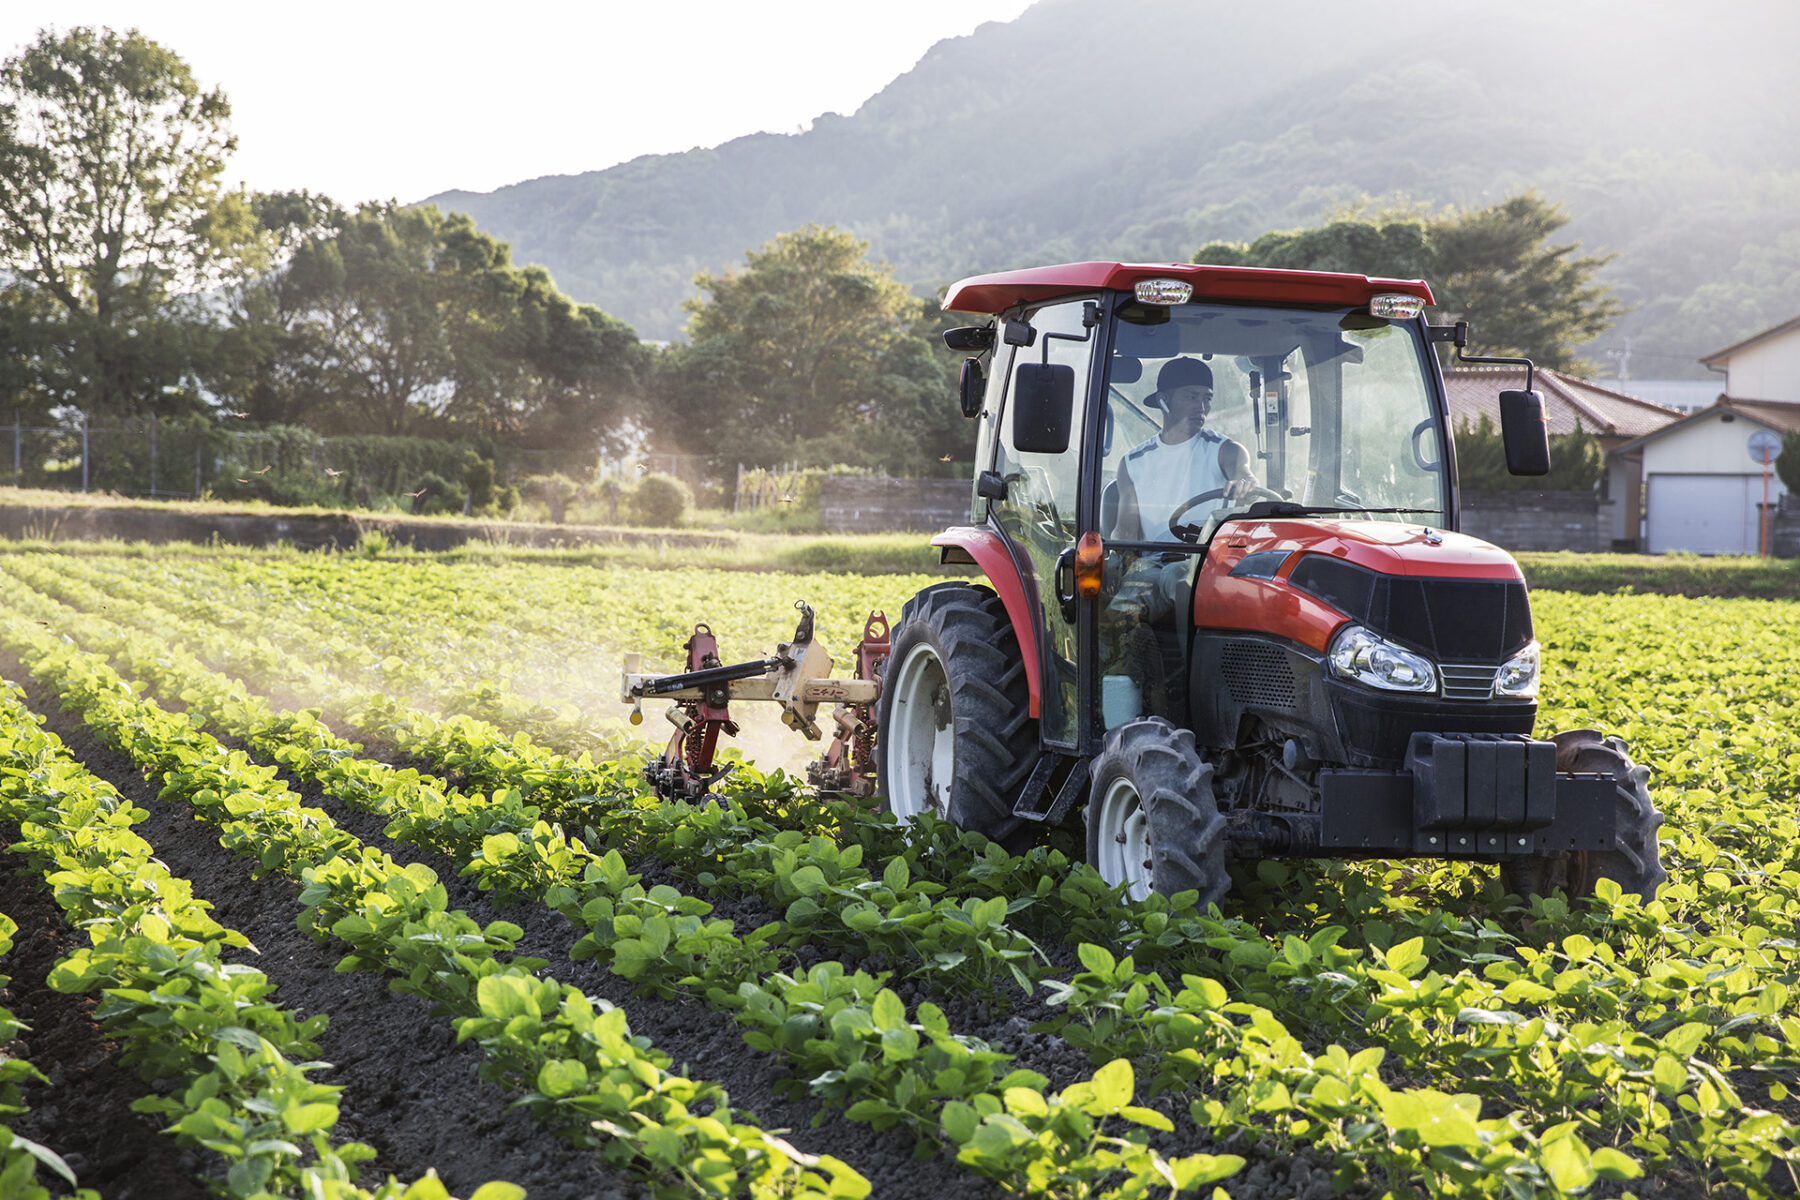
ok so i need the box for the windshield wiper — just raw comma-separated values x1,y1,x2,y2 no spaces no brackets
1241,501,1438,519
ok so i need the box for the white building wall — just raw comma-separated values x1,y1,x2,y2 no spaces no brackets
1638,412,1789,552
1725,332,1800,401
1641,412,1791,479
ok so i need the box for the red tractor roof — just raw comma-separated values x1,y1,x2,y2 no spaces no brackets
941,261,1434,315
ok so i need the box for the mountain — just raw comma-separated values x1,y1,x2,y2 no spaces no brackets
426,0,1800,377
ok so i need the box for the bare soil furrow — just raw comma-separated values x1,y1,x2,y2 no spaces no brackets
0,842,212,1200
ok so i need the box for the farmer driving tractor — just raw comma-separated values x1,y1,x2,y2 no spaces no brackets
1110,356,1259,540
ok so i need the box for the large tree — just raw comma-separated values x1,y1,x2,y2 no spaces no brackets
1193,194,1626,371
218,201,642,460
654,224,963,473
203,189,345,428
0,26,252,416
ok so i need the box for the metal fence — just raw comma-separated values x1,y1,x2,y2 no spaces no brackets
4,413,568,500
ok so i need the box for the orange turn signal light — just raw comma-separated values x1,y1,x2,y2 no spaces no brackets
1073,532,1105,599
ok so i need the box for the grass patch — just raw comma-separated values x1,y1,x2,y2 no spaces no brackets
1516,551,1800,599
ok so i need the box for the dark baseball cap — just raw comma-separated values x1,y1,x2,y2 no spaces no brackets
1149,357,1213,408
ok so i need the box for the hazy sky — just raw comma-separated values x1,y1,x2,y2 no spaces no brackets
3,2,1034,205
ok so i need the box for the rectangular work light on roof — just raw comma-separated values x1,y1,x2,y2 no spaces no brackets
1369,293,1426,319
1134,279,1193,305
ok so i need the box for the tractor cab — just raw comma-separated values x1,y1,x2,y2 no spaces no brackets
940,263,1548,757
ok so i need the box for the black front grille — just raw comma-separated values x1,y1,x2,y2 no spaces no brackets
1220,639,1299,708
1288,555,1532,661
1439,663,1498,701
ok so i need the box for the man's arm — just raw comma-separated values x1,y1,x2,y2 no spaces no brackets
1219,438,1258,500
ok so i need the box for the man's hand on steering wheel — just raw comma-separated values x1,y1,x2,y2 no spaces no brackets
1221,474,1261,502
1166,480,1285,542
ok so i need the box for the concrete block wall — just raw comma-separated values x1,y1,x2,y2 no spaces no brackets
819,477,970,533
1458,491,1606,553
817,478,1610,550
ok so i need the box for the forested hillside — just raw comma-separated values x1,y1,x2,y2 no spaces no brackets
430,0,1800,375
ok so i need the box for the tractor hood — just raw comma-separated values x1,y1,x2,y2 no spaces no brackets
1211,519,1522,580
1195,519,1531,658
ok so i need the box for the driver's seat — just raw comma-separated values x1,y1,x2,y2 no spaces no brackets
1099,479,1120,537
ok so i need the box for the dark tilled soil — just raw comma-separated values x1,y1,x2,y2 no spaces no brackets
0,853,212,1200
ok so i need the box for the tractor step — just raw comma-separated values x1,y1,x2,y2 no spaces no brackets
1012,753,1089,824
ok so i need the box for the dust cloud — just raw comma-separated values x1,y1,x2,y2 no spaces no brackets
494,635,822,780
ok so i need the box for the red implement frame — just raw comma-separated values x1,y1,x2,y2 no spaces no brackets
807,611,890,798
658,623,741,799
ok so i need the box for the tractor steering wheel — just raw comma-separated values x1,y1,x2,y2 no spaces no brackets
1167,485,1286,542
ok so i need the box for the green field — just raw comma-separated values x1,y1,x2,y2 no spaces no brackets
0,546,1794,1198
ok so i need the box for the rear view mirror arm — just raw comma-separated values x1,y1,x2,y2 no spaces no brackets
1454,343,1534,393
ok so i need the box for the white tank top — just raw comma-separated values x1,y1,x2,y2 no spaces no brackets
1122,428,1228,537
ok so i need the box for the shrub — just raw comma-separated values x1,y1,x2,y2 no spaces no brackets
1455,415,1602,493
463,453,498,514
410,471,464,515
1777,431,1800,496
631,472,693,527
524,473,579,523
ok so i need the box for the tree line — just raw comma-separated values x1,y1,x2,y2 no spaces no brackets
1,26,1624,509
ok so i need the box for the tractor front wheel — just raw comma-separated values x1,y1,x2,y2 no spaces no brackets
876,583,1037,849
1085,718,1228,904
1501,729,1666,902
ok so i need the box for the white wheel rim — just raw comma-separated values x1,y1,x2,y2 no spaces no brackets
1094,776,1153,901
885,641,954,820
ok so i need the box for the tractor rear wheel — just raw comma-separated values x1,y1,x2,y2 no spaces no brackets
876,583,1037,848
1085,718,1228,905
1501,729,1666,902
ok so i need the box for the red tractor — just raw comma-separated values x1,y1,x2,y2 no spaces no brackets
625,261,1665,905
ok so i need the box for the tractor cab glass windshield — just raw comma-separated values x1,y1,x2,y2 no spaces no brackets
1099,302,1447,544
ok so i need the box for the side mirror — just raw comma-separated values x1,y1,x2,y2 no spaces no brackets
958,358,985,419
943,325,995,351
1498,389,1551,476
1011,363,1075,454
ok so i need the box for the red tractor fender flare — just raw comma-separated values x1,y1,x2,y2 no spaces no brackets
930,526,1042,718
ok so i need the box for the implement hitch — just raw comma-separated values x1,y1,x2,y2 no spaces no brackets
623,602,888,801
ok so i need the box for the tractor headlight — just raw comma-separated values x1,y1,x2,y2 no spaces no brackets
1328,625,1437,693
1494,641,1541,699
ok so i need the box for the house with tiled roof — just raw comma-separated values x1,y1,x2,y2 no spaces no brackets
1600,314,1800,554
1444,367,1683,550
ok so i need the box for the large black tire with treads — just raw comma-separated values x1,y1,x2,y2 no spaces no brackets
1501,729,1666,902
875,582,1038,849
1085,717,1228,905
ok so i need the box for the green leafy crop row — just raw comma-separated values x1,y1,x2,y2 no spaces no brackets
0,679,520,1200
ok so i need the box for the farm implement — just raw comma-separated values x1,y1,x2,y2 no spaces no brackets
623,602,890,800
625,259,1667,907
